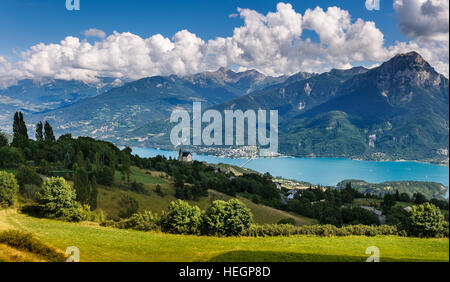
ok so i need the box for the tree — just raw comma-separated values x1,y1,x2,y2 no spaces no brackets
96,165,114,186
122,146,132,155
73,164,90,205
0,146,25,168
44,121,55,142
342,207,380,225
381,194,396,213
75,151,85,168
409,203,445,237
155,184,165,197
35,177,87,222
174,173,189,199
341,183,356,203
0,171,19,207
319,205,343,227
413,193,427,205
12,112,19,140
160,200,202,235
12,112,28,147
202,199,253,236
35,121,44,141
89,176,98,210
399,193,411,203
19,112,28,138
36,177,74,214
394,190,400,201
118,194,139,218
119,151,131,183
386,206,410,232
15,165,42,188
0,133,8,147
94,152,101,171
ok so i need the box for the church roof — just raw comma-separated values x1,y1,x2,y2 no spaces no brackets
181,151,191,157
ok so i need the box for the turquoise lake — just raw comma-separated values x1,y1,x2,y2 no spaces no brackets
131,147,449,198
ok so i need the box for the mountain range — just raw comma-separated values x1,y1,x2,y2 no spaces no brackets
0,51,448,163
0,77,120,131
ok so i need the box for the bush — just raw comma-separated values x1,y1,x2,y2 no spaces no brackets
442,221,449,237
241,224,399,237
35,177,76,214
277,218,297,226
34,177,87,222
100,220,121,228
202,199,253,236
160,200,202,235
0,171,19,207
118,194,139,218
0,230,66,262
155,184,165,197
129,181,148,195
57,204,91,222
21,184,41,200
408,203,446,238
121,211,160,231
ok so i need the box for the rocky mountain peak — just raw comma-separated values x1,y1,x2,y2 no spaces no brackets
374,51,444,89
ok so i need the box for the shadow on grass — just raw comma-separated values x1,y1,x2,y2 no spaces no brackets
208,251,430,262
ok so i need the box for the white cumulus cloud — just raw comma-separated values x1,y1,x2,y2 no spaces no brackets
0,2,448,88
394,0,449,41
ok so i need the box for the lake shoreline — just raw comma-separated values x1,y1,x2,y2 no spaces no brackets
128,145,449,167
131,147,449,199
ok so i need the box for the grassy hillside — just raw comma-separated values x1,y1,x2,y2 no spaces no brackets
100,167,316,225
0,244,46,262
1,211,447,262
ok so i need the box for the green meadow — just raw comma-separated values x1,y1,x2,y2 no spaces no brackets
100,167,316,225
1,211,448,262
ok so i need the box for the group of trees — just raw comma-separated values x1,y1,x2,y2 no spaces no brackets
73,162,98,210
0,171,92,222
1,112,448,238
133,155,282,208
286,184,377,226
35,121,55,143
388,190,449,211
12,112,55,147
3,113,281,212
0,112,132,215
381,191,449,237
286,183,449,236
123,199,253,237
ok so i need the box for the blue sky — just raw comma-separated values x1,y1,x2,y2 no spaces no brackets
0,0,448,84
0,0,405,59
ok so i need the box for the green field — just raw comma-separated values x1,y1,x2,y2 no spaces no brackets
102,167,316,225
0,210,448,262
